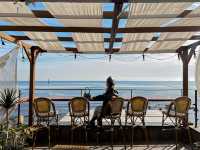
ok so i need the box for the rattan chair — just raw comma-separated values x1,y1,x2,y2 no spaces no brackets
68,97,90,144
162,96,192,148
33,97,58,148
34,97,58,126
101,97,124,148
125,96,149,147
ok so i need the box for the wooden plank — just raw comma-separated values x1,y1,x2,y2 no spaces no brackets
3,26,200,33
0,32,31,50
0,26,111,33
118,26,200,33
0,0,197,2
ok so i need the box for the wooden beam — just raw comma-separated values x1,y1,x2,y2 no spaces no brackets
0,26,111,33
44,47,120,53
0,0,197,2
28,46,42,126
108,1,123,53
178,46,196,96
22,45,31,62
0,32,29,47
3,26,200,33
118,26,200,33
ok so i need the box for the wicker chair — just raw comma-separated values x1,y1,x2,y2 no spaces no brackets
101,97,124,148
34,97,58,126
125,96,148,147
68,97,90,144
162,96,192,147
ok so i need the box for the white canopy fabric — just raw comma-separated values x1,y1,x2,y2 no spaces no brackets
0,1,199,53
0,46,19,123
128,2,192,17
0,46,19,90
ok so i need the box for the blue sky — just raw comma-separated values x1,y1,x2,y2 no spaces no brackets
0,2,198,81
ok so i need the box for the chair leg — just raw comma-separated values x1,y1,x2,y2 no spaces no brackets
119,119,126,149
186,127,192,148
143,126,149,147
96,130,100,146
111,119,115,150
48,127,51,150
124,116,128,149
32,132,36,150
131,125,134,147
85,126,88,145
175,126,178,150
162,113,165,127
71,129,73,144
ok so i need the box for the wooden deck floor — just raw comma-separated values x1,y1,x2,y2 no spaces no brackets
25,144,191,150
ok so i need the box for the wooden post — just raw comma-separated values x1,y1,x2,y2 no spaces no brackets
28,46,40,126
179,47,195,96
182,50,189,96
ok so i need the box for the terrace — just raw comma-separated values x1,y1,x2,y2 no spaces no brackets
1,0,200,149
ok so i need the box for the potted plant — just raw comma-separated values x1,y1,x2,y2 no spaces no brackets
0,88,18,129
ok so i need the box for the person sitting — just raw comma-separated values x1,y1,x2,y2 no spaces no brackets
89,76,118,127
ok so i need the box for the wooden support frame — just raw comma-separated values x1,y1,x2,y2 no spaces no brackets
178,46,196,96
108,1,123,53
3,26,200,33
28,46,41,126
0,0,198,2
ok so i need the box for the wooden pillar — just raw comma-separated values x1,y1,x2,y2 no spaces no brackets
182,50,189,96
28,46,40,126
179,47,195,96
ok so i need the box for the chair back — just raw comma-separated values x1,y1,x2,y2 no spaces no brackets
174,96,191,114
109,97,124,115
34,97,55,116
129,96,148,114
69,97,89,115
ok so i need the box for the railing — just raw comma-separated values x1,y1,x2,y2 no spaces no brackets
16,88,199,127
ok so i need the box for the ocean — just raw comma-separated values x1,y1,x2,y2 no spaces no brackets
15,81,197,124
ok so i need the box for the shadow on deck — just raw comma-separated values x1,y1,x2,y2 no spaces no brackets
30,125,200,147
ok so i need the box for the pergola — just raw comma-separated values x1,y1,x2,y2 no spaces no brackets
0,0,199,126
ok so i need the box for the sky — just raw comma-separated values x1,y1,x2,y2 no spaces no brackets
16,50,197,81
0,2,199,81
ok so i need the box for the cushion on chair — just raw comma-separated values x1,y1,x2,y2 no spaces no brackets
127,110,144,117
38,112,55,118
163,110,186,118
72,112,89,117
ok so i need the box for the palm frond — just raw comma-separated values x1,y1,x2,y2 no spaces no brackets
0,88,18,110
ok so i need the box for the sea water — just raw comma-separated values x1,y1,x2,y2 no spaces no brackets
16,81,197,124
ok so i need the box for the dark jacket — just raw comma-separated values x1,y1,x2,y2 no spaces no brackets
93,88,118,115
